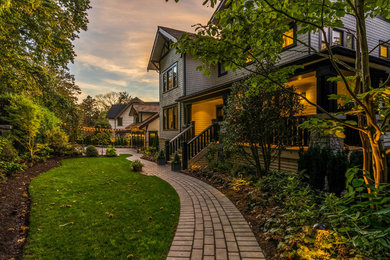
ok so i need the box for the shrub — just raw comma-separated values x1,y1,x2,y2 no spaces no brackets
106,145,117,157
45,128,70,155
298,146,349,194
171,153,181,164
35,143,53,158
156,150,165,160
0,138,18,162
132,160,144,172
145,146,157,156
86,145,98,157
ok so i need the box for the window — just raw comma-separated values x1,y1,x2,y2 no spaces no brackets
322,28,354,50
380,43,389,58
216,105,224,122
321,28,330,50
162,64,178,92
218,63,227,76
346,33,354,49
332,30,343,46
163,105,178,130
117,117,123,126
282,25,296,49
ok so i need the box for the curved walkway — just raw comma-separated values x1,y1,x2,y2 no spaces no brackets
128,151,265,260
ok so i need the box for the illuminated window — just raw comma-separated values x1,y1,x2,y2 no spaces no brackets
163,105,178,130
162,64,178,92
380,44,389,58
283,26,295,48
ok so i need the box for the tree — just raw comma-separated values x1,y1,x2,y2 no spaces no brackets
80,95,100,126
173,0,390,188
223,79,302,176
95,92,132,112
4,95,43,157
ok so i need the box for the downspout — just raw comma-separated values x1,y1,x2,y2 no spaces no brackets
181,53,187,132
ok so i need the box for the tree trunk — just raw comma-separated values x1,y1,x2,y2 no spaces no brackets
250,145,262,176
356,0,387,188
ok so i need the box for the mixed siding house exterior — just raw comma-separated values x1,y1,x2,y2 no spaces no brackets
106,98,159,147
147,1,390,170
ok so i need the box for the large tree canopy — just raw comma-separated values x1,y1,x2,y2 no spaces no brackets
172,0,390,188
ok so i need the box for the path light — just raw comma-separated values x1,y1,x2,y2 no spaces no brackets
313,223,327,230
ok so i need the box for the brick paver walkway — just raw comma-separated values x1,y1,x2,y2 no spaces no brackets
128,152,265,260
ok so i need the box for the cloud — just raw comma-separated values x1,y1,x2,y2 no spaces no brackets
70,0,215,101
103,79,127,87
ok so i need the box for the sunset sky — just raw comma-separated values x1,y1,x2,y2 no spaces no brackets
69,0,216,102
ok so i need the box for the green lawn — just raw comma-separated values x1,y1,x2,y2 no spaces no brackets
24,155,180,260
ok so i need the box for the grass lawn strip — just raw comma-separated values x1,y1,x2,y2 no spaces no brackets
24,155,180,259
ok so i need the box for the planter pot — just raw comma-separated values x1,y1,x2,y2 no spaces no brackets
171,162,181,172
157,158,166,165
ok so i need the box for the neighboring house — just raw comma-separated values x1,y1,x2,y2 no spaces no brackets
147,2,390,169
106,98,160,147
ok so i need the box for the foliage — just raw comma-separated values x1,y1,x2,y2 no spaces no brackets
253,168,390,259
3,94,43,157
35,143,54,159
145,146,157,156
0,136,23,177
95,92,132,112
44,128,70,155
106,145,117,157
156,150,165,160
25,155,179,259
0,137,18,163
222,80,302,176
131,160,144,172
171,153,181,164
85,145,98,157
231,178,251,192
173,0,390,187
321,168,390,258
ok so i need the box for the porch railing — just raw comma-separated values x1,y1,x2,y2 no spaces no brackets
165,122,195,161
181,122,220,169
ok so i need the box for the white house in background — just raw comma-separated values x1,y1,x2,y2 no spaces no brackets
106,98,160,147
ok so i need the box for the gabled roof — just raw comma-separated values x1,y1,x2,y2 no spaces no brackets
125,113,159,130
106,104,127,119
147,26,194,71
106,97,144,119
132,102,160,113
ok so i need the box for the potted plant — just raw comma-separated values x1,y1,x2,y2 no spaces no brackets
132,160,144,172
171,153,181,172
156,150,166,165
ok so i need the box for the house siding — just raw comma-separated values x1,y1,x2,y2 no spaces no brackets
159,49,184,140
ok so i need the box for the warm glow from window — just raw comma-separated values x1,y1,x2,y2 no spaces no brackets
283,27,294,48
380,45,388,58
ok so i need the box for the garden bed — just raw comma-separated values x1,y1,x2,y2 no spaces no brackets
0,158,62,260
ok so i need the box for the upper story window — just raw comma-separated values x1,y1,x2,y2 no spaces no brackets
282,24,296,49
218,62,228,77
117,117,123,127
162,63,178,92
379,42,389,58
163,105,178,130
321,28,354,50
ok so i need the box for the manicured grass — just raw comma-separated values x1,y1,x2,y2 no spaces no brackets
24,155,180,259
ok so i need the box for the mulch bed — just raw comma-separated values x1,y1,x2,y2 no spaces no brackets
0,158,63,260
183,168,281,260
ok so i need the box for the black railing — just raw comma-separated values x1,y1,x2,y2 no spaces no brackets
182,122,220,168
284,116,310,147
165,123,194,161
